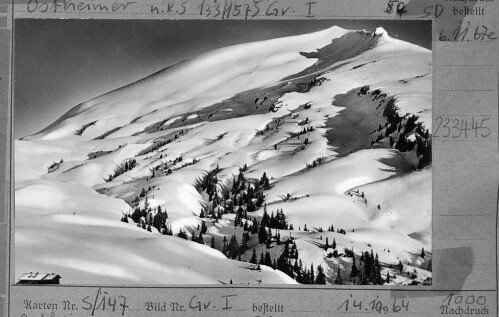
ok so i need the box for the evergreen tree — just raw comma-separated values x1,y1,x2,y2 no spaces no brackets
315,265,326,284
374,253,383,285
210,236,216,249
258,223,268,244
177,228,188,239
256,191,264,207
121,214,129,223
247,199,256,212
332,238,336,249
266,227,272,247
386,271,391,283
369,250,376,282
310,263,315,284
241,232,249,253
131,207,141,223
153,211,164,232
293,259,300,273
398,261,403,273
350,255,359,279
335,267,342,285
201,221,208,234
250,248,258,264
222,242,227,256
420,247,425,258
251,219,259,234
261,204,269,226
324,237,329,250
228,234,239,259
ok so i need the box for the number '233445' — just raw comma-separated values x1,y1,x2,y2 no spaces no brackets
434,116,491,139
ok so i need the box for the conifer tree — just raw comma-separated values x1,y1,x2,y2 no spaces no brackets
178,228,188,239
251,218,259,234
261,204,269,226
374,253,383,284
420,247,425,258
250,248,258,264
293,259,299,273
256,191,264,207
228,234,239,259
310,263,315,284
315,264,326,284
247,199,256,212
258,223,268,244
350,255,359,279
211,236,216,249
335,267,342,285
222,242,227,256
241,232,249,252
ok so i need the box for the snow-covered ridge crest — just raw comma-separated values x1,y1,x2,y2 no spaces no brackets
31,26,352,141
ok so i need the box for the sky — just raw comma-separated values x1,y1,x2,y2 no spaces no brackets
14,19,431,138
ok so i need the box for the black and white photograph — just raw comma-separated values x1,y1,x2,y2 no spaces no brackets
14,19,432,285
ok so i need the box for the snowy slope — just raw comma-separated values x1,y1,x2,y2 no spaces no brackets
16,26,432,285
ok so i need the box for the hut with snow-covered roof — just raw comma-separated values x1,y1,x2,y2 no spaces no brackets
17,272,61,284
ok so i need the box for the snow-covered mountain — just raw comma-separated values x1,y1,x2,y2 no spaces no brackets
15,26,432,285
